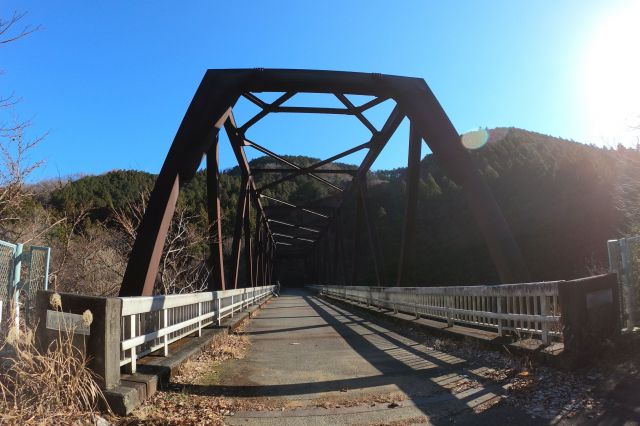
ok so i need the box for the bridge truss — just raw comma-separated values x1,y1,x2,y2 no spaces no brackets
119,69,529,296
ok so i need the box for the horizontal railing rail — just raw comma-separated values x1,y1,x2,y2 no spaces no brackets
120,285,276,373
308,283,562,344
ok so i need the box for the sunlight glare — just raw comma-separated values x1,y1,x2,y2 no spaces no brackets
583,1,640,146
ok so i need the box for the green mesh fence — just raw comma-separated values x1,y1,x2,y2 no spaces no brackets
23,246,50,315
0,241,16,326
0,241,50,328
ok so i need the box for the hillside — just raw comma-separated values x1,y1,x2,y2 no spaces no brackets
45,128,640,288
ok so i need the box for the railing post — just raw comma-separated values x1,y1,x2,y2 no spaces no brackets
446,295,454,327
197,302,202,337
540,295,549,344
231,294,234,317
216,294,221,326
130,314,137,374
163,309,169,356
497,296,504,336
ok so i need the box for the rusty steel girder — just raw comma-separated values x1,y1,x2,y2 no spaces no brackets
118,69,529,297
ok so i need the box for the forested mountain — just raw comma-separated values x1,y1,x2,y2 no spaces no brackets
45,128,640,289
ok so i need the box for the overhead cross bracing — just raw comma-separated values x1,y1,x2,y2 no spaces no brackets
118,69,529,297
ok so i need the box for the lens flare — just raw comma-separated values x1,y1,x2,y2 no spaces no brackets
461,129,489,150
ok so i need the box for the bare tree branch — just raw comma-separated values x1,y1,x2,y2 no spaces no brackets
112,192,216,295
0,11,40,45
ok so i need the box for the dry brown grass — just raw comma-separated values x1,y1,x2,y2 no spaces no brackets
0,301,107,425
172,331,249,384
360,416,428,426
313,391,406,409
123,331,252,424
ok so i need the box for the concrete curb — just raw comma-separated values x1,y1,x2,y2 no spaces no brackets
104,294,274,415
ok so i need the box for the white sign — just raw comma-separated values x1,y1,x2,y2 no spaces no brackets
586,289,613,310
46,310,91,335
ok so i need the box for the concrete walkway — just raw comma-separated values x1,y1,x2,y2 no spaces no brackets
195,289,540,425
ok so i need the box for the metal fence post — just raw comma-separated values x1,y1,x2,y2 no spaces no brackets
12,243,23,330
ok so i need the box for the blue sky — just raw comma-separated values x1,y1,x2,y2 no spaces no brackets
2,0,639,181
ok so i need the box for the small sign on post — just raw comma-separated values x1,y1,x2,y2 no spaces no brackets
46,310,91,335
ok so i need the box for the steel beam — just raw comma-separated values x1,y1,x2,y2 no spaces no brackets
335,93,377,134
119,71,239,296
398,79,530,283
206,134,226,291
244,192,254,287
267,219,321,233
272,106,350,115
244,139,343,192
252,168,357,174
241,91,294,132
223,112,276,246
396,122,422,286
337,214,349,285
230,179,248,289
257,142,370,193
359,181,383,287
351,194,363,285
259,194,330,219
309,106,404,256
255,216,263,287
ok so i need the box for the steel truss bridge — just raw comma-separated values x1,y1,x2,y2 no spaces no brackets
118,69,529,297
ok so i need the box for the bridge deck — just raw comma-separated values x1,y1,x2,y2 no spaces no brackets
207,289,537,425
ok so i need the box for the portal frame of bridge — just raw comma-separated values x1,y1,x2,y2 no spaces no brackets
119,69,529,297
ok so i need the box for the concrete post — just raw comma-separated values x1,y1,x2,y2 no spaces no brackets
36,291,122,390
558,274,620,363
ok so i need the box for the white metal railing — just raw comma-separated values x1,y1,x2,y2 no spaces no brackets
120,285,276,373
309,283,562,344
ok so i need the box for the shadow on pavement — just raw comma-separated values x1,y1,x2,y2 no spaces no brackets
175,290,539,425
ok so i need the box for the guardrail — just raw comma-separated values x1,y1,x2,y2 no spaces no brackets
308,283,562,344
120,285,276,373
